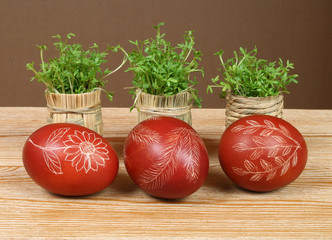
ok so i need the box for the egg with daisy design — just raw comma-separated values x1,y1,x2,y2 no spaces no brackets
23,123,119,196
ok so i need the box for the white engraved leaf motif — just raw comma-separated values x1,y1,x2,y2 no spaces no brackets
266,169,277,181
250,149,263,160
250,173,264,181
268,146,279,158
44,128,70,174
279,124,291,137
231,125,246,132
47,128,70,145
232,143,248,152
232,167,248,176
178,128,201,183
252,136,267,146
260,129,274,137
28,127,70,175
275,156,285,165
264,119,276,128
260,159,273,171
292,152,298,167
139,130,180,190
282,146,292,156
272,135,286,144
246,120,259,126
230,119,302,182
280,161,290,176
244,160,256,172
42,150,62,174
139,127,201,190
131,125,161,145
243,126,259,134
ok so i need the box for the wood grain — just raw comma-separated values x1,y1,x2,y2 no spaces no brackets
0,107,331,239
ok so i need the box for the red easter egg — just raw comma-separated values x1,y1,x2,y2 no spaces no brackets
219,115,307,192
124,117,209,199
23,123,119,196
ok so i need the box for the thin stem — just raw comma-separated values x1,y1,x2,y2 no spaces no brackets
103,48,128,79
245,145,299,151
237,55,247,67
40,49,45,72
28,139,65,151
219,55,227,72
183,36,193,62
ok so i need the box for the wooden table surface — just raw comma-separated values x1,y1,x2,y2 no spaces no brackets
0,107,331,239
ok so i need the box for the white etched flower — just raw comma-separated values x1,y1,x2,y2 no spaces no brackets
63,130,109,173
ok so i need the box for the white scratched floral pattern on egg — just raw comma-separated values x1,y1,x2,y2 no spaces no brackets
29,128,109,174
64,130,109,173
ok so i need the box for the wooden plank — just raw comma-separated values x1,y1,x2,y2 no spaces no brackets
0,107,332,239
1,158,331,239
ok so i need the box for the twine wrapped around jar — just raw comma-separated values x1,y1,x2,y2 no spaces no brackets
225,92,284,128
135,90,193,125
45,89,103,135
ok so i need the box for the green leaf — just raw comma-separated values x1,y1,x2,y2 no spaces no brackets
125,22,203,107
66,33,75,39
153,22,165,29
37,45,47,51
90,43,99,49
207,47,298,98
52,34,61,39
25,33,127,101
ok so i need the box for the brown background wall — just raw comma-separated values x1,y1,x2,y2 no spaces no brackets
1,0,331,109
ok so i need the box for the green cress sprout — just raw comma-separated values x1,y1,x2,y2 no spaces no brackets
125,22,204,107
207,47,298,98
26,33,127,101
